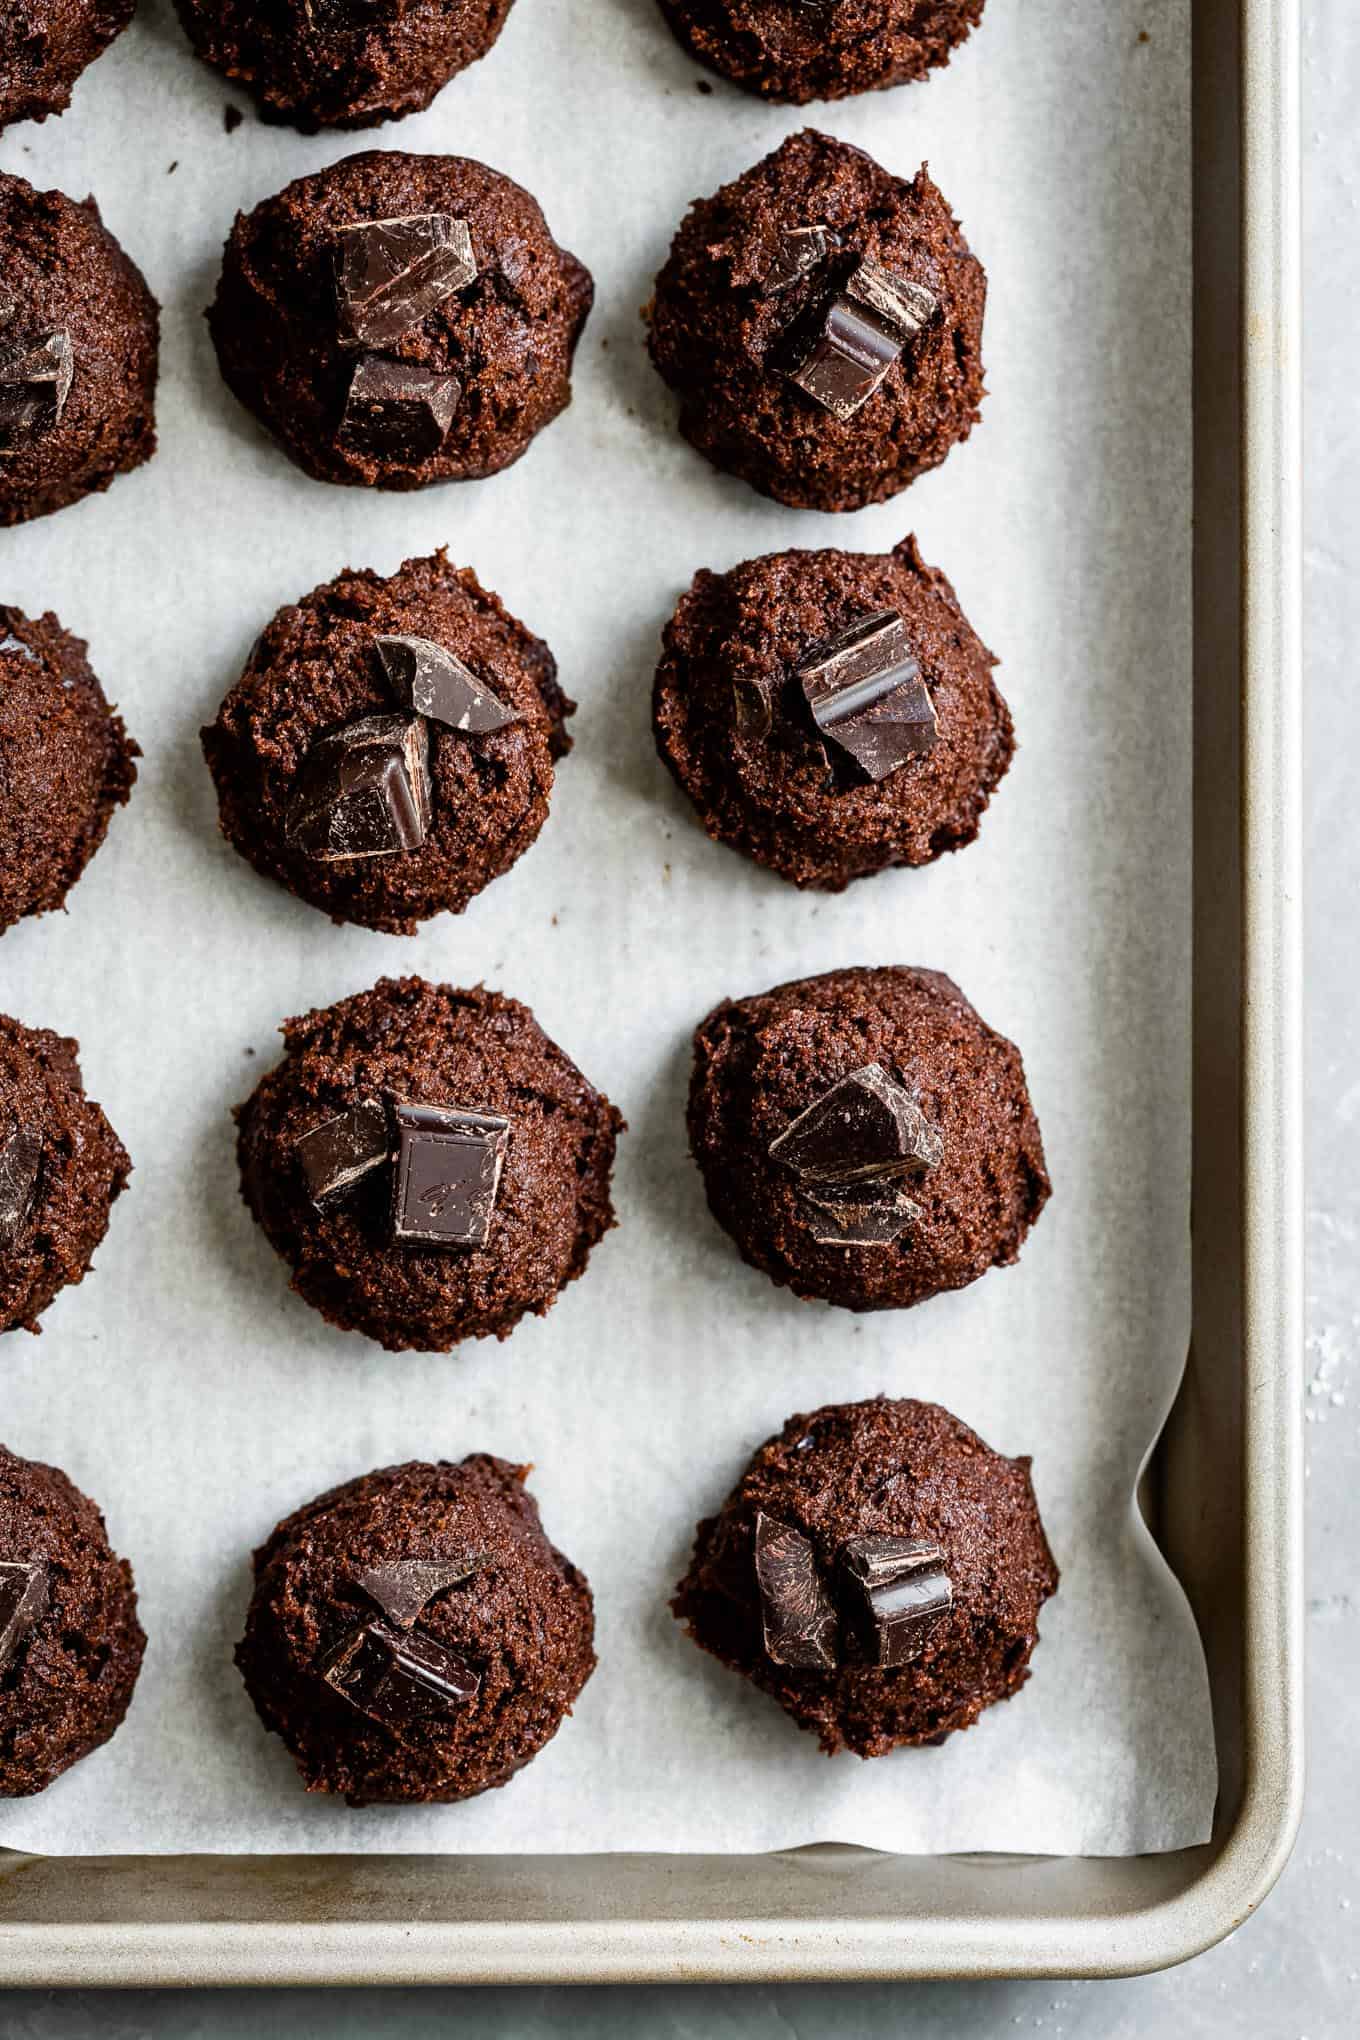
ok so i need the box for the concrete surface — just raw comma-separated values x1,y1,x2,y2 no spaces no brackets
3,0,1352,2029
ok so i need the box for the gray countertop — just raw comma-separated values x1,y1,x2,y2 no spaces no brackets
4,0,1353,2029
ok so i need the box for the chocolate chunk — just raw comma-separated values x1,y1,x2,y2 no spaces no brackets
357,1556,482,1631
796,610,937,781
338,356,461,464
840,1535,952,1666
375,633,518,735
801,1185,923,1247
769,1062,943,1186
731,670,774,739
295,1100,390,1209
843,258,938,343
391,1101,511,1249
334,214,476,350
0,1117,42,1253
0,1558,48,1676
752,1511,838,1671
0,330,74,447
786,295,901,421
286,713,430,861
761,223,831,295
322,1620,480,1729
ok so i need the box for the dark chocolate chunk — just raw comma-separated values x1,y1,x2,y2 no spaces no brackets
730,670,774,739
295,1100,390,1209
761,223,831,296
0,1558,48,1676
285,713,430,862
843,258,938,344
752,1511,838,1671
322,1619,480,1729
796,610,937,781
375,633,518,735
801,1185,923,1247
0,1117,42,1253
840,1535,952,1666
0,330,74,447
769,1062,943,1186
391,1101,511,1249
357,1556,482,1631
338,356,461,464
786,295,901,421
334,214,476,351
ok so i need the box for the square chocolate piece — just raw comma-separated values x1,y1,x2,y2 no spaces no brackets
338,356,461,464
295,1100,391,1209
787,297,902,421
334,214,476,350
323,1620,480,1729
391,1101,511,1248
285,713,430,861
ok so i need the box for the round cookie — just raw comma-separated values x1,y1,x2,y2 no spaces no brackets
236,976,623,1353
0,606,138,936
688,966,1048,1312
655,0,985,104
653,536,1011,888
0,173,159,527
174,0,518,132
647,129,985,512
672,1396,1057,1757
0,0,134,132
236,1455,595,1804
208,150,592,493
201,550,571,936
0,1443,146,1796
0,1015,130,1336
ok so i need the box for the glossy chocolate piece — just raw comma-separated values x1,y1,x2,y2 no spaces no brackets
338,356,461,464
786,295,900,420
800,1185,923,1247
295,1100,390,1208
322,1619,480,1728
761,223,831,295
843,258,938,343
286,713,430,861
840,1534,952,1666
769,1062,943,1186
391,1101,511,1249
753,1511,837,1671
357,1556,482,1631
0,1557,48,1676
0,329,73,447
0,1117,42,1253
375,633,518,735
796,609,937,781
334,214,476,350
730,670,774,739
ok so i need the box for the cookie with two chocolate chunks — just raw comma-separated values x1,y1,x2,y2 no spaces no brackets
0,174,158,526
235,977,622,1352
655,0,985,104
0,1014,130,1336
653,537,1012,889
208,150,592,493
0,0,134,133
0,1444,145,1796
236,1456,595,1804
647,131,985,512
688,965,1048,1313
673,1396,1056,1757
201,549,572,935
174,0,519,132
0,606,138,936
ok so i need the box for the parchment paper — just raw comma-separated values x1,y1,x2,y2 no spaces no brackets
0,0,1214,1856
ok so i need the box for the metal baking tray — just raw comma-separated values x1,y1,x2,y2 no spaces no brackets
0,0,1302,1984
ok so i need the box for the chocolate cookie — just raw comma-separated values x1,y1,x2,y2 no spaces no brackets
0,1443,146,1795
0,1015,130,1336
655,0,985,104
0,0,134,131
208,150,592,492
236,977,623,1352
174,0,517,132
688,966,1048,1311
236,1455,595,1804
653,536,1010,887
647,130,984,512
673,1396,1057,1756
0,606,138,936
202,550,571,935
0,173,158,526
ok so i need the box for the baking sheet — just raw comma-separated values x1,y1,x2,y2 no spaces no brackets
0,0,1214,1856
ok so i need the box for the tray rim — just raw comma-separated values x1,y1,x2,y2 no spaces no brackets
0,0,1304,1987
